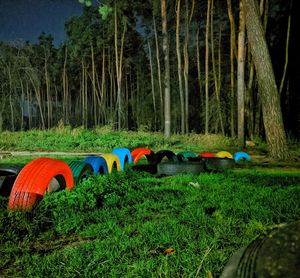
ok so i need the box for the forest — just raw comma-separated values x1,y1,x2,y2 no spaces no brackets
0,0,298,157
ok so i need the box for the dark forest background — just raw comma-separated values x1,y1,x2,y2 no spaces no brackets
0,0,298,139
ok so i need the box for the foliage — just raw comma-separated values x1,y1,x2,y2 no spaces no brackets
0,167,299,277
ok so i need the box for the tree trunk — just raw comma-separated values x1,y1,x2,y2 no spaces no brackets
279,0,292,96
237,0,246,149
175,0,185,134
114,7,127,131
205,0,211,134
227,0,236,138
148,40,157,129
183,0,194,134
196,28,203,128
242,0,290,159
211,0,224,135
161,0,171,138
153,16,164,130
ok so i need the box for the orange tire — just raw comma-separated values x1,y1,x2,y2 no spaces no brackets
8,158,74,211
131,147,154,164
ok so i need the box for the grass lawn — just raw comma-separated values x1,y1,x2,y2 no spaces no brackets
0,129,299,277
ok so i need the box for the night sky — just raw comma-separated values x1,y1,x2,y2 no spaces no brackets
0,0,84,46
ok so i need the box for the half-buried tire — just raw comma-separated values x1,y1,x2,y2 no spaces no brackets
0,165,23,197
131,148,155,164
151,150,179,164
68,161,94,186
157,161,205,176
202,157,235,171
112,148,132,170
83,156,108,175
8,158,74,211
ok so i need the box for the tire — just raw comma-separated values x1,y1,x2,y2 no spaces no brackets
0,164,23,176
177,151,197,161
199,151,216,158
83,156,108,175
112,148,132,170
233,151,251,162
151,150,179,165
157,161,205,176
202,157,235,171
8,158,74,211
0,164,23,197
100,154,121,173
216,151,233,159
68,161,94,186
132,164,157,174
221,221,300,278
131,147,155,164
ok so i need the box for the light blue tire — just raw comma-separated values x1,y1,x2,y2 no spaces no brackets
112,148,132,170
233,151,251,162
83,156,108,175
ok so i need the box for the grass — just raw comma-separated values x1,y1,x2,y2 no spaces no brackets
0,128,300,277
0,167,300,277
0,126,238,154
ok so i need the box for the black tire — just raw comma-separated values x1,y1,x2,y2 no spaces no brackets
157,161,205,176
132,164,157,174
202,157,235,171
0,164,23,197
150,150,179,165
221,221,300,278
0,164,23,176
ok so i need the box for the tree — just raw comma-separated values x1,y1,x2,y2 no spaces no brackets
242,0,290,159
237,0,246,149
161,0,171,137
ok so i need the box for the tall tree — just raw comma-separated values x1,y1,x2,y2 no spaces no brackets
227,0,237,138
205,0,211,134
237,0,246,148
161,0,171,137
175,0,185,134
242,0,290,158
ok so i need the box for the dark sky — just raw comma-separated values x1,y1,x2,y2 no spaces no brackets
0,0,84,46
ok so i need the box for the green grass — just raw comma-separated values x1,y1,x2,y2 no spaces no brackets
1,168,300,277
0,128,299,276
0,126,239,154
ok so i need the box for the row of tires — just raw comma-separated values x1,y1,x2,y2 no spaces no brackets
0,148,250,211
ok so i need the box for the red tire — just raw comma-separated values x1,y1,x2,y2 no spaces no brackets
199,151,216,158
8,158,74,211
131,148,154,164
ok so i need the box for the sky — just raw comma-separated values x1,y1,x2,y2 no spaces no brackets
0,0,85,46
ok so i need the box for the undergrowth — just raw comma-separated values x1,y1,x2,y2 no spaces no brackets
0,168,299,277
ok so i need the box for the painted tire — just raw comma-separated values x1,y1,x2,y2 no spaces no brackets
68,161,94,186
83,156,108,175
8,158,74,211
151,150,179,164
233,151,251,162
202,157,235,171
216,151,233,159
0,165,23,197
157,161,205,176
112,148,132,170
177,151,197,160
100,154,121,173
199,151,216,158
131,147,155,164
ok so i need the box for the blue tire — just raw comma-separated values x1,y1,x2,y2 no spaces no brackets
83,156,109,175
112,148,132,170
233,151,251,162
